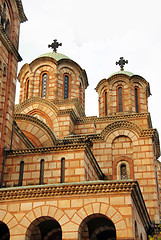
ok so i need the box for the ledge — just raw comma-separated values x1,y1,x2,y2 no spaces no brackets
0,180,151,230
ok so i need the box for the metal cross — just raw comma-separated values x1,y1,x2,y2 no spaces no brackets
48,39,62,52
116,57,128,71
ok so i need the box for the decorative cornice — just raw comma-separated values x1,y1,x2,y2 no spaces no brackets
101,120,141,138
15,97,58,114
0,180,151,228
6,136,93,156
0,24,22,62
13,121,35,148
15,0,27,23
76,112,150,124
0,180,140,200
14,114,57,143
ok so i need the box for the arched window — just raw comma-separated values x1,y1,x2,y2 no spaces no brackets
118,86,123,112
120,163,127,180
79,82,82,103
18,161,24,186
104,90,108,116
26,78,29,99
135,87,139,113
60,158,65,183
5,19,11,36
39,159,45,185
64,74,69,99
41,73,48,98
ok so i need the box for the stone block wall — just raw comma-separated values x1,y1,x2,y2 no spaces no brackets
3,148,100,187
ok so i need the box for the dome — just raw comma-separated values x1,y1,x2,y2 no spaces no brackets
108,70,134,79
38,52,70,61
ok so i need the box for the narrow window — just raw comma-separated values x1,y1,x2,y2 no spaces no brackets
118,87,123,112
5,19,11,36
64,75,69,99
104,91,108,116
41,73,48,98
26,78,29,99
39,159,44,185
18,161,24,186
60,158,65,183
120,164,127,180
135,87,139,113
79,82,82,103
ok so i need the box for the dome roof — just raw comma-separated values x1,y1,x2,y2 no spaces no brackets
38,52,70,61
108,70,134,79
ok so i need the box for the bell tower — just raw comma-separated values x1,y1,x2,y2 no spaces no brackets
0,0,26,181
96,57,151,117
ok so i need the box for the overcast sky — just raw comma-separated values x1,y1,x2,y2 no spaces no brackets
17,0,161,158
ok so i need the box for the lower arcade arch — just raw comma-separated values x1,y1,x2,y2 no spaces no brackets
26,216,62,240
78,213,116,240
0,221,10,240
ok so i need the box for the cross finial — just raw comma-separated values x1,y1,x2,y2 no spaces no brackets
116,57,128,71
48,39,62,53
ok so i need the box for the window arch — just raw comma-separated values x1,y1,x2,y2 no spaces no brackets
18,161,24,186
64,74,70,99
104,90,108,116
117,86,123,112
39,159,45,185
26,78,29,99
41,72,48,98
135,87,139,113
60,158,65,183
116,160,131,180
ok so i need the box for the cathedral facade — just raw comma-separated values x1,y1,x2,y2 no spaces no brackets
0,1,161,240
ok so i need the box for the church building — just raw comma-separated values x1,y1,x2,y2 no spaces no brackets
0,1,161,240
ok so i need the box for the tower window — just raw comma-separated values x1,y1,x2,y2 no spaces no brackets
60,158,65,183
41,73,48,98
104,91,108,116
118,86,123,112
18,161,24,186
26,78,29,99
79,82,82,103
39,159,44,185
120,163,127,180
64,75,69,99
135,87,139,113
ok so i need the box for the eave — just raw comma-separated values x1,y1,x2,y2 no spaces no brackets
0,25,22,62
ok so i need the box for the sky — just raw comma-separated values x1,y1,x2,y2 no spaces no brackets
17,0,161,156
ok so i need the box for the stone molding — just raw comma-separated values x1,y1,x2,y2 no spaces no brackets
15,97,58,114
14,114,57,143
0,180,143,200
76,112,151,124
15,97,85,118
13,121,35,148
15,0,27,23
0,25,22,62
6,137,93,156
84,147,104,180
